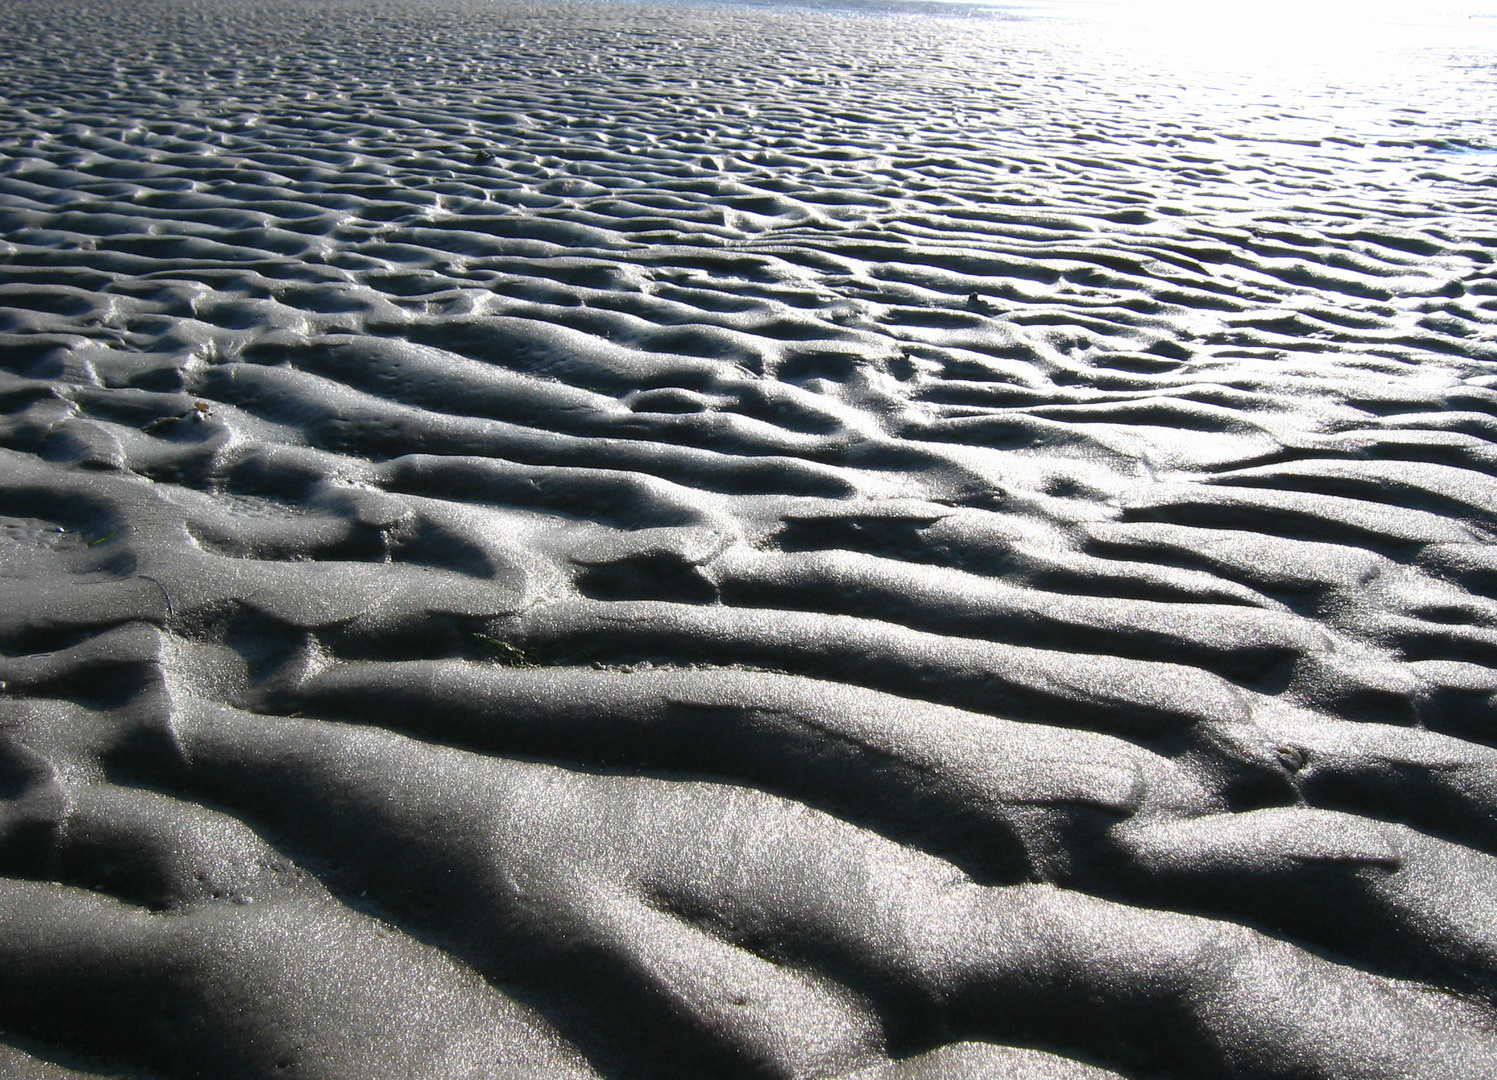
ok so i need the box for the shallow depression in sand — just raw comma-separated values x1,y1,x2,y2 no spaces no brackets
1,0,1497,1076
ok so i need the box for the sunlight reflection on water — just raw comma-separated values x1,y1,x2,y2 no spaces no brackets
935,0,1497,210
980,0,1497,110
998,0,1497,66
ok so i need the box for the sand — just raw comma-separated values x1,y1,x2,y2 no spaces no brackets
1,0,1497,1075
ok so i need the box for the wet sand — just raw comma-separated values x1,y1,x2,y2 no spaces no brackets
2,0,1497,1076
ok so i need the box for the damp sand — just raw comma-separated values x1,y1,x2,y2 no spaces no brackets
2,0,1497,1076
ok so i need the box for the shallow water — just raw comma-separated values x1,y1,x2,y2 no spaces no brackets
2,0,1497,1077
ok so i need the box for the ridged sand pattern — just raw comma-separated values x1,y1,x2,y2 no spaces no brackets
3,0,1497,1076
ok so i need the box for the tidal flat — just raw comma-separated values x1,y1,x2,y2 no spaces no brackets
2,0,1497,1075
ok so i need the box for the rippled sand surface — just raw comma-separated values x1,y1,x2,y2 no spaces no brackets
3,0,1497,1075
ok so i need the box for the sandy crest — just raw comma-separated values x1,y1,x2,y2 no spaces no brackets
1,0,1497,1076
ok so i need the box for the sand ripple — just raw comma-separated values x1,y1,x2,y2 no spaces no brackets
2,0,1497,1076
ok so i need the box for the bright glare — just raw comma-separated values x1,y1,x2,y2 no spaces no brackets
1013,0,1497,70
1128,1,1415,64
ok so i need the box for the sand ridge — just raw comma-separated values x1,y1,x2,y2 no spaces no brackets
2,0,1497,1075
